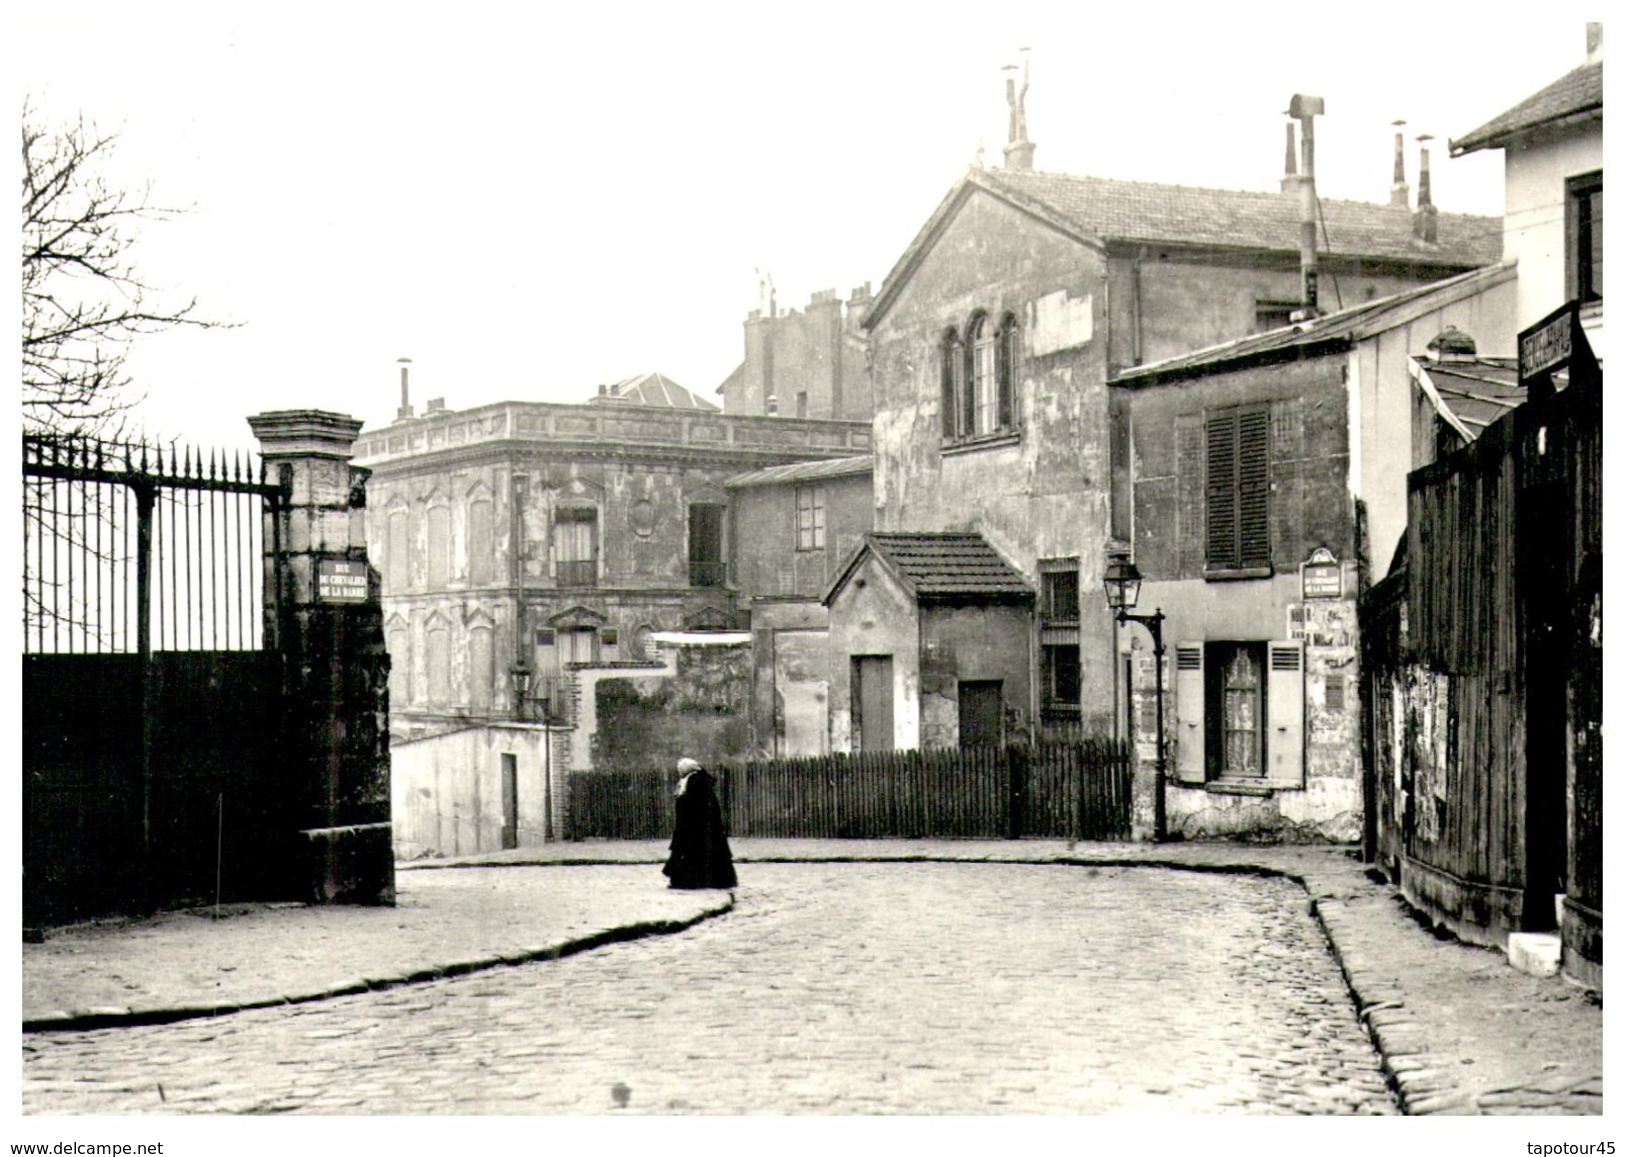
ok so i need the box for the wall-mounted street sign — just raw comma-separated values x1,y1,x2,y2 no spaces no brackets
316,558,369,604
1519,299,1599,393
1300,547,1341,599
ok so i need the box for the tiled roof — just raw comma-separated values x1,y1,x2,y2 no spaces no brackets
724,455,873,489
1111,261,1517,386
1452,59,1603,156
973,167,1502,267
592,371,719,411
1414,358,1524,440
827,532,1032,606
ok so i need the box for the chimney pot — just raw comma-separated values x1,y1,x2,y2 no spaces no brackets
1587,23,1603,59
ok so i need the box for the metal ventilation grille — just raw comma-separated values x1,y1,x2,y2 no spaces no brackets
1176,646,1203,670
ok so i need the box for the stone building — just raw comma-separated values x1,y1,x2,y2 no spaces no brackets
353,373,870,741
717,284,874,420
1110,262,1517,841
842,89,1501,758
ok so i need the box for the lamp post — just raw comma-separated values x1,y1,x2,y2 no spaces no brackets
509,659,554,842
509,659,534,722
1103,554,1168,842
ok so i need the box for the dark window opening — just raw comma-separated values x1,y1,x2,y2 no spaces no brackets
1042,644,1081,709
688,503,726,587
1040,565,1080,623
1568,171,1603,304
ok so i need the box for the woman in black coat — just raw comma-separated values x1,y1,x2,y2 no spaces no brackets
662,757,737,889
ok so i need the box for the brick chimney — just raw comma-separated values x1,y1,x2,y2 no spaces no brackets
1390,119,1410,209
1412,134,1438,243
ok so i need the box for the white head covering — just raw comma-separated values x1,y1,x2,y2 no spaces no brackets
677,757,701,775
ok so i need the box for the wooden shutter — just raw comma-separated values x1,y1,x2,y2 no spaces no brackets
1237,408,1270,567
1206,407,1271,569
1205,412,1237,566
1174,643,1206,783
1266,641,1305,786
941,334,958,438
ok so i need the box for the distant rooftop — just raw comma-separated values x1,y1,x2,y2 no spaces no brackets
976,167,1503,268
592,371,719,411
725,455,873,489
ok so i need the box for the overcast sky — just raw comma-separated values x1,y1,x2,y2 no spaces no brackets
21,3,1599,452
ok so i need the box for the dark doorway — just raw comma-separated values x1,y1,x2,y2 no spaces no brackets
1521,478,1568,931
852,655,894,752
500,753,519,851
958,680,1004,749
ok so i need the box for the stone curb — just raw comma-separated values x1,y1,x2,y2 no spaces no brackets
22,898,734,1036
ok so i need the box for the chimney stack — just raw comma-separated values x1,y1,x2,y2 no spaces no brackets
1002,50,1036,171
1587,23,1603,61
1288,93,1325,320
1413,134,1438,243
396,357,414,421
1280,119,1300,192
1390,119,1410,208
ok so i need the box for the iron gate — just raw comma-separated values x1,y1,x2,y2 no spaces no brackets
22,433,294,925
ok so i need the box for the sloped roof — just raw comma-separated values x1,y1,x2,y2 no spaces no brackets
977,168,1501,266
725,455,873,489
1413,358,1524,441
715,360,745,397
1111,260,1518,386
824,532,1032,607
1452,59,1603,156
864,166,1501,330
592,372,719,411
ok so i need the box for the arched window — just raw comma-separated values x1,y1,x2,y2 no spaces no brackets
969,312,996,435
939,327,962,439
996,311,1020,430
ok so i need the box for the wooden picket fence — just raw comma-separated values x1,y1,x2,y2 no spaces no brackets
564,740,1133,842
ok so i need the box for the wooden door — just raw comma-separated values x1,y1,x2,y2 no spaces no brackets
958,680,1003,749
853,655,894,752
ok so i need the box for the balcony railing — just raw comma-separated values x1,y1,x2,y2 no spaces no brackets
556,559,597,587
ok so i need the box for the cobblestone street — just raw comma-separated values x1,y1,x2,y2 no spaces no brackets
23,863,1397,1115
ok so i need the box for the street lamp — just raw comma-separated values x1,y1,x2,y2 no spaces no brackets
509,659,534,722
1103,554,1168,842
508,658,554,841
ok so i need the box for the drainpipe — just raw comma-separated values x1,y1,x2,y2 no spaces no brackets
1289,94,1325,319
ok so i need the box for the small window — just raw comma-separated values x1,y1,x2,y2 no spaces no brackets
1039,560,1080,623
796,391,808,418
553,506,597,587
1568,171,1603,305
941,312,1019,445
1205,405,1270,573
796,484,826,551
1042,643,1081,709
970,312,997,435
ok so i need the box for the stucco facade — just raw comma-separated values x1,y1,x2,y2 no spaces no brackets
354,398,869,740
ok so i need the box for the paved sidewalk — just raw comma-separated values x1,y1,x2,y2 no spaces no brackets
21,840,1602,1115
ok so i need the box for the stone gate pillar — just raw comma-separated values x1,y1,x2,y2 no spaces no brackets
249,410,395,905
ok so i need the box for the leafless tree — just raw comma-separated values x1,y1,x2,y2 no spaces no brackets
22,100,222,437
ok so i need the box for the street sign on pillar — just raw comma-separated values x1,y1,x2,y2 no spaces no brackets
1519,300,1600,401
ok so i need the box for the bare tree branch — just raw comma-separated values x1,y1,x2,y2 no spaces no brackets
21,99,229,438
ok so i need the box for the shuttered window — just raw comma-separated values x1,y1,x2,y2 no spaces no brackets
1205,405,1270,571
